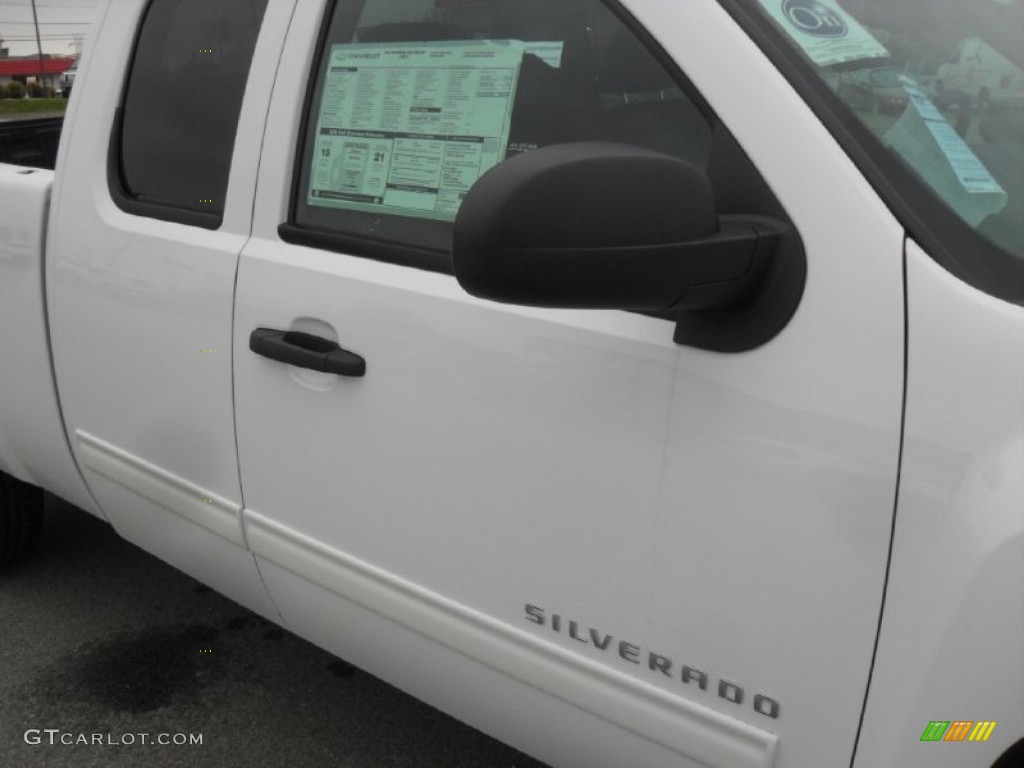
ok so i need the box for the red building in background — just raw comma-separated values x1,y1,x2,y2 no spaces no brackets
0,55,76,93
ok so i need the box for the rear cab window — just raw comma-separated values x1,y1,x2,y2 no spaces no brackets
111,0,270,229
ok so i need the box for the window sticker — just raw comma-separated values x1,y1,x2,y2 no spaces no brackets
307,41,526,221
756,0,888,67
885,77,1007,226
524,41,564,69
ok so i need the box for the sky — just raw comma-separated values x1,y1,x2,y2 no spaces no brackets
0,0,98,58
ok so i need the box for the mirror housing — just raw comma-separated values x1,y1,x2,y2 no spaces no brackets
453,142,781,312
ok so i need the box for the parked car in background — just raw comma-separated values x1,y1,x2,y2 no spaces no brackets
858,66,910,114
823,70,876,112
937,36,1024,111
60,60,77,98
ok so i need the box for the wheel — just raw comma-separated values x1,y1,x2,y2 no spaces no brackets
0,471,44,567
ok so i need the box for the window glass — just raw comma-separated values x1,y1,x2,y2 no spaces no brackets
118,0,269,218
748,0,1024,258
293,0,713,255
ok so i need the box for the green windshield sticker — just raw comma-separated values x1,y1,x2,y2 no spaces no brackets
524,41,564,68
885,76,1007,226
756,0,888,67
308,41,526,221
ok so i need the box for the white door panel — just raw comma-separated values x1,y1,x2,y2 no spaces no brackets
257,558,771,768
46,0,295,618
236,241,678,619
234,1,905,766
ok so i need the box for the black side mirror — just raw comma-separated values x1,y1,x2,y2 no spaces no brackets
453,142,783,313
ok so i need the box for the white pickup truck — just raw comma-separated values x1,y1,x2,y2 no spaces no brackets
937,36,1024,111
1,1,1021,767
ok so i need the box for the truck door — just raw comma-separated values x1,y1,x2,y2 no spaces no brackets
233,1,905,766
47,0,294,616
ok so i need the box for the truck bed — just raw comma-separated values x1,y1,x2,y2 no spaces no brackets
0,117,63,170
0,162,101,517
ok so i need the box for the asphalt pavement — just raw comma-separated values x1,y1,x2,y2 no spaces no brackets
0,494,551,768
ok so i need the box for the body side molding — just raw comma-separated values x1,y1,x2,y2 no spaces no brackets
76,430,244,546
244,508,779,768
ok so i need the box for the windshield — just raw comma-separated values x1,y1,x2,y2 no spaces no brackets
746,0,1024,262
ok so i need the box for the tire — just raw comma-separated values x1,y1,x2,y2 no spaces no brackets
0,472,44,568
